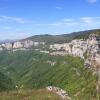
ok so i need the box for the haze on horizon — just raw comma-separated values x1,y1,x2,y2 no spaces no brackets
0,0,100,40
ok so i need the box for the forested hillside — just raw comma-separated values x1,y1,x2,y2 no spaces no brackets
0,29,99,99
25,29,100,44
0,72,15,91
0,50,97,99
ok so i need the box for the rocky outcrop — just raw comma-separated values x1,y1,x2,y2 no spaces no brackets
13,41,23,49
0,33,100,69
0,40,45,51
50,39,88,59
50,34,100,69
46,86,71,99
84,34,100,69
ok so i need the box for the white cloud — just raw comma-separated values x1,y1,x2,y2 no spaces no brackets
2,26,11,30
56,6,63,10
87,0,98,3
0,16,100,40
62,18,73,22
35,22,79,27
80,17,93,24
0,16,25,23
34,17,100,28
81,17,100,24
35,23,62,27
0,32,30,40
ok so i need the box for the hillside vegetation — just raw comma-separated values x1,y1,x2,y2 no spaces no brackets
25,29,100,44
0,50,97,100
0,72,15,91
0,89,63,100
0,29,99,99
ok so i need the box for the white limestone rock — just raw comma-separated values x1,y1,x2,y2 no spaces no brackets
13,41,23,49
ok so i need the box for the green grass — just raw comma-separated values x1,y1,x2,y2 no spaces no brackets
0,72,15,91
0,89,63,100
0,50,98,100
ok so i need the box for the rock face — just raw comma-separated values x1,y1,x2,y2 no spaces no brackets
0,40,45,51
13,41,23,49
50,34,100,69
50,39,88,59
0,33,100,69
84,34,100,69
46,86,71,99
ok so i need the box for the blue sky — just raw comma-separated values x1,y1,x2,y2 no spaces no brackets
0,0,100,40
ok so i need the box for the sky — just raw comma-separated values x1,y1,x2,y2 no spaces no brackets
0,0,100,40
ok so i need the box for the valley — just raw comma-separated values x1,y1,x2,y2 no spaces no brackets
0,0,100,99
0,29,100,100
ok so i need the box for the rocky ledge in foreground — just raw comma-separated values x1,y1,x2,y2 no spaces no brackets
46,86,71,100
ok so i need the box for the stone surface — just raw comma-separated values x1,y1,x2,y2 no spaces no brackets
46,86,71,99
50,34,100,69
0,40,45,50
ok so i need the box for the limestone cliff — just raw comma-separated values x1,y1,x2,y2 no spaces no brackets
0,33,100,69
0,40,45,51
50,34,100,69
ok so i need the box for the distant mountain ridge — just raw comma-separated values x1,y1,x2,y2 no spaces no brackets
0,29,100,51
0,29,99,44
26,29,100,44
